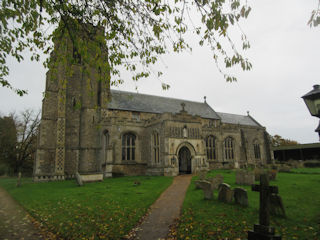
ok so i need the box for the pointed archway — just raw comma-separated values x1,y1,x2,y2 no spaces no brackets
178,146,191,174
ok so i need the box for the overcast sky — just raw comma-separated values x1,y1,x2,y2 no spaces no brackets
1,1,320,144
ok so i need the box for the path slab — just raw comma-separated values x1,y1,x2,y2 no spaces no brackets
0,186,43,240
135,174,192,240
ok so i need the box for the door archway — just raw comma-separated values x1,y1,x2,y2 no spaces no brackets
179,146,191,174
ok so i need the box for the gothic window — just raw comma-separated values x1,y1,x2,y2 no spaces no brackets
253,140,261,159
132,112,140,121
206,135,216,160
122,133,136,161
224,137,235,160
152,132,160,164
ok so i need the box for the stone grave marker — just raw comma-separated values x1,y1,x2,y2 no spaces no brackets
234,187,248,207
16,172,21,187
207,174,224,190
198,170,207,180
218,183,234,203
248,173,281,240
75,172,84,186
236,170,255,186
270,194,286,217
268,169,278,181
200,180,214,200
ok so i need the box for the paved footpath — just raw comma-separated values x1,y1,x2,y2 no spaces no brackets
0,186,43,240
135,174,192,240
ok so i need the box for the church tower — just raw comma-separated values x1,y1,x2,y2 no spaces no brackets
34,23,109,181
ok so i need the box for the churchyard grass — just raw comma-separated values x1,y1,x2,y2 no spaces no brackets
0,176,173,239
177,169,320,240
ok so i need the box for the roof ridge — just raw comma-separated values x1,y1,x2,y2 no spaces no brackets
216,111,249,117
110,89,207,105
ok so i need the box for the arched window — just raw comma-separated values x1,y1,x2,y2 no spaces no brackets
152,132,160,164
206,135,216,160
253,140,261,159
122,133,136,161
224,137,234,160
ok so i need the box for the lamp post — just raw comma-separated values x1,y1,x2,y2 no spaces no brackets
302,84,320,141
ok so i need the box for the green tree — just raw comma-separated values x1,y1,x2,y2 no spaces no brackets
0,115,17,175
1,0,252,95
271,134,299,147
0,110,40,175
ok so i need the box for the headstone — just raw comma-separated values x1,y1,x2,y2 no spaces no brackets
270,194,286,217
254,168,264,181
16,172,21,187
207,174,224,190
234,187,248,207
201,180,214,200
218,183,234,203
248,174,281,240
198,170,207,180
268,169,277,181
236,170,255,185
279,165,291,173
75,172,84,186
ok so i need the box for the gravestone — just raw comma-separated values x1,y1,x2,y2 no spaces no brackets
201,180,214,200
236,170,255,185
218,183,234,203
279,165,291,173
254,168,264,181
16,172,21,187
75,172,84,186
198,170,207,180
248,174,281,240
270,194,286,217
207,174,224,190
234,187,248,207
268,169,277,181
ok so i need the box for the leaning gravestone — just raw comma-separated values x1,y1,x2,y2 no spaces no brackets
75,172,84,186
207,174,224,190
218,183,234,203
270,194,286,217
234,187,248,207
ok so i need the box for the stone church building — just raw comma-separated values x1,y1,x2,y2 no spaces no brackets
33,31,272,181
34,82,272,181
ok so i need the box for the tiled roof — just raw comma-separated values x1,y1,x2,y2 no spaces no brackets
216,112,261,127
108,90,221,119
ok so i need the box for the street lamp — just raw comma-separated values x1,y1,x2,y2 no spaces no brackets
302,84,320,141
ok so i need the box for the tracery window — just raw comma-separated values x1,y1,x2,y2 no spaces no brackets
253,140,261,159
206,135,216,160
152,132,160,164
122,133,136,161
224,137,234,160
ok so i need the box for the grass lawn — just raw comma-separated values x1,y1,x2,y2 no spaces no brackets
177,169,320,240
0,176,173,240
